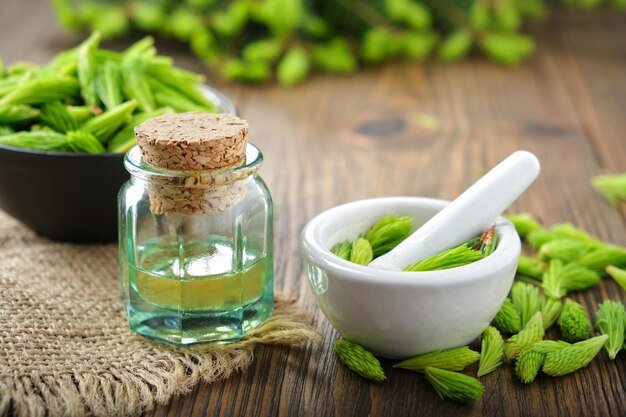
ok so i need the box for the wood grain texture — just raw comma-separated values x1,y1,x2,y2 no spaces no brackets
1,2,626,416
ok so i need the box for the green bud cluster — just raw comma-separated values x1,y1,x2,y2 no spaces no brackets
334,339,386,381
50,0,626,86
0,33,216,153
478,326,504,377
504,311,545,360
557,300,591,343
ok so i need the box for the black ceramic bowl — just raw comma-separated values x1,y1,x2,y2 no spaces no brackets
0,85,237,242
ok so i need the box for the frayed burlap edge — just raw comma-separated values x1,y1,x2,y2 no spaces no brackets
0,295,320,417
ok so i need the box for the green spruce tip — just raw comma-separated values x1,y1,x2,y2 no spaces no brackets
349,237,373,266
542,335,608,377
331,240,353,261
394,346,480,372
595,300,626,360
504,311,545,361
364,215,413,258
540,297,562,331
592,173,626,207
538,238,587,263
506,213,545,240
515,340,570,383
577,245,626,274
492,298,522,334
557,299,590,343
404,243,483,272
516,255,545,281
478,326,504,377
424,367,484,403
515,348,544,384
606,265,626,291
334,339,386,382
527,229,557,250
559,263,600,293
550,223,603,247
542,259,566,300
511,282,541,327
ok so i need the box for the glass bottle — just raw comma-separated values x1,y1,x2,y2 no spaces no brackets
118,143,273,345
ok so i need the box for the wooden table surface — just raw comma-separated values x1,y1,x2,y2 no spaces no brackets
2,1,626,416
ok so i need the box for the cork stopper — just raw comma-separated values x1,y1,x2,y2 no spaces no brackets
135,112,248,171
133,112,253,216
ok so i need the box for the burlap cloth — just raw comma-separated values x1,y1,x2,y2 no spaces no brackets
0,212,320,417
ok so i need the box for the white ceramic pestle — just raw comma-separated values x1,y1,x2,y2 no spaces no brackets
368,150,541,271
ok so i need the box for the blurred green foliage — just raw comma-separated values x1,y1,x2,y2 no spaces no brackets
51,0,626,85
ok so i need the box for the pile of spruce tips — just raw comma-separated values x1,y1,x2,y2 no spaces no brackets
0,33,216,154
330,213,626,403
51,0,626,85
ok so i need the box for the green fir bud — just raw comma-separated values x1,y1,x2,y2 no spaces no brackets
515,340,570,383
550,223,603,247
558,299,591,343
0,104,40,125
542,335,608,376
506,213,545,240
277,48,311,87
400,33,437,60
334,339,386,382
527,229,556,250
542,260,566,299
516,255,545,281
40,101,79,133
542,260,600,299
131,2,166,31
361,29,393,63
492,298,522,334
595,301,626,360
438,30,473,62
331,240,353,261
0,131,69,152
66,130,105,153
96,60,123,110
243,39,284,63
592,173,626,207
385,0,431,30
80,100,137,143
504,311,544,360
480,33,535,66
404,243,483,272
122,45,156,112
538,239,587,263
478,326,504,377
577,245,626,273
365,215,413,258
350,237,373,266
77,32,101,108
606,265,626,291
82,4,129,38
223,59,271,83
511,282,541,327
394,346,480,372
541,297,562,331
0,77,79,106
561,264,600,292
424,367,484,403
514,348,544,383
311,39,357,74
166,8,204,41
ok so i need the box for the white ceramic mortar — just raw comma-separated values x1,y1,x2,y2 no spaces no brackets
300,197,521,359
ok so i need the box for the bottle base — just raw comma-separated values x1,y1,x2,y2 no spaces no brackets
128,297,274,345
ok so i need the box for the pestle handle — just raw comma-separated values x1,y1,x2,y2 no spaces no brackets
368,151,541,271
